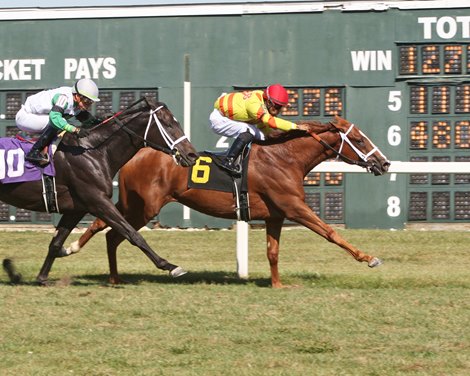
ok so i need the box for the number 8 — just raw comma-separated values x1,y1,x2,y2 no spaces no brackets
387,196,401,217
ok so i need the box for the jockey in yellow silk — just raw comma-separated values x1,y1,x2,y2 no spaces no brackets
209,84,308,173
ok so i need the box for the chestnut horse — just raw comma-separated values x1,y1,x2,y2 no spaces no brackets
0,97,198,284
69,116,390,287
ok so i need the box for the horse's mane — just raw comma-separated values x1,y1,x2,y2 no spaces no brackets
119,96,161,119
60,97,159,146
254,120,333,146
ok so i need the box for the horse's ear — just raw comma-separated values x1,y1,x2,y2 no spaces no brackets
329,115,341,131
334,115,347,123
330,115,348,132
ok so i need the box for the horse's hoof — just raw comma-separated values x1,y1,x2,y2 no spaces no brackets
368,257,383,268
56,247,72,258
36,278,50,286
170,266,187,278
63,241,81,257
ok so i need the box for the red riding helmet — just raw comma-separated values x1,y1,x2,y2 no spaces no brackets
264,84,289,107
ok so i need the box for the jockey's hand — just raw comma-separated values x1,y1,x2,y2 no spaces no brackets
90,117,104,126
75,128,90,138
296,123,310,132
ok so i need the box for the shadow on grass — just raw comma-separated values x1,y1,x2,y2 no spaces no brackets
76,271,274,287
2,270,467,289
0,271,273,288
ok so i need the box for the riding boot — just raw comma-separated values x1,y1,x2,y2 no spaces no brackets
25,126,58,166
221,131,254,174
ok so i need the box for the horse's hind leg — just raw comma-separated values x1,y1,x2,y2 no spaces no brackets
36,213,85,285
285,200,382,267
266,219,284,288
106,229,126,284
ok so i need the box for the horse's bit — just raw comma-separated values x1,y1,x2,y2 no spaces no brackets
310,123,382,170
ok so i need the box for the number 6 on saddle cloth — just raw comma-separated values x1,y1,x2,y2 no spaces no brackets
188,147,251,221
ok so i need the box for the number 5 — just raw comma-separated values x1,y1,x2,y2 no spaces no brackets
388,91,402,111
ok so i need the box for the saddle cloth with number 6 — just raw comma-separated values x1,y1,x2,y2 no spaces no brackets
187,151,249,193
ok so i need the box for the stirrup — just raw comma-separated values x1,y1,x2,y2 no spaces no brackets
26,152,50,166
221,160,241,174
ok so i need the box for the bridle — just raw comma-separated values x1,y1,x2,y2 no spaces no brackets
98,97,188,164
142,105,189,163
308,123,379,170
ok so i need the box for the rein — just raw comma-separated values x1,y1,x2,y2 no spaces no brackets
308,123,372,168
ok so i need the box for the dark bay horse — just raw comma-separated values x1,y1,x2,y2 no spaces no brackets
69,116,390,287
0,97,198,284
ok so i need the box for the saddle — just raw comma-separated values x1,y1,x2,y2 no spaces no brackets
187,148,251,221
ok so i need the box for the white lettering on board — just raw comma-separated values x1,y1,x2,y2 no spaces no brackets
351,50,392,71
418,16,470,39
64,57,117,80
0,59,45,80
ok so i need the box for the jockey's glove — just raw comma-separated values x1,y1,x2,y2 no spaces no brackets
75,128,90,138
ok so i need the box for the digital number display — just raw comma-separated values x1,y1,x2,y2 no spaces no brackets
119,91,136,110
96,91,113,117
324,88,343,116
410,86,427,114
422,45,440,74
324,192,343,221
432,86,450,113
324,172,343,186
432,121,451,149
409,84,470,150
281,87,344,117
304,171,343,186
400,44,470,75
399,46,417,75
5,93,22,120
283,89,300,116
304,171,320,185
305,192,344,223
302,88,321,116
455,191,470,219
444,45,463,74
410,84,470,114
467,45,470,72
455,85,470,113
410,121,428,149
455,121,470,148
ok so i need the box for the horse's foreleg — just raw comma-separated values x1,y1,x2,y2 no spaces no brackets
94,202,185,277
286,201,382,267
105,208,153,284
36,213,85,285
265,219,284,288
66,217,108,255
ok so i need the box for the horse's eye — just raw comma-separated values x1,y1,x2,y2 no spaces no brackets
357,138,366,147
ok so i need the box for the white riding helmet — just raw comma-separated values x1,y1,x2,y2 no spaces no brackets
72,78,100,102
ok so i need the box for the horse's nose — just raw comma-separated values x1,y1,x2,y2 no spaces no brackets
383,160,391,172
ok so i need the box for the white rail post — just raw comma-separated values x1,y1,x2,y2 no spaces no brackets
236,220,249,278
183,54,191,222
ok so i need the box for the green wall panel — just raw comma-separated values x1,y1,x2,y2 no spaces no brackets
1,5,469,228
